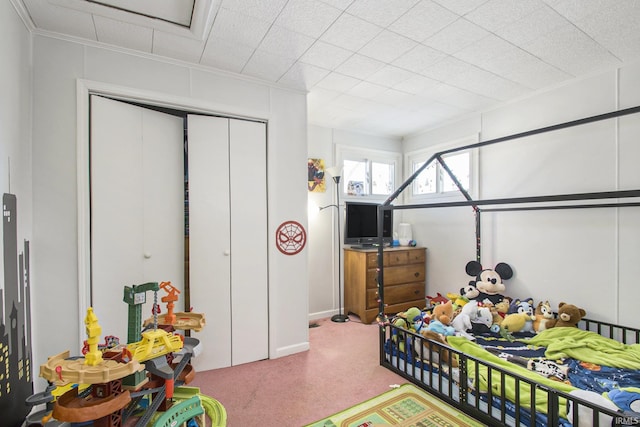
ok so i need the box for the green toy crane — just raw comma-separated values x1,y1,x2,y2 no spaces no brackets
123,281,160,345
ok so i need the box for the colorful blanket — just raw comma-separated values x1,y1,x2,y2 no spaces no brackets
447,336,576,418
523,327,640,370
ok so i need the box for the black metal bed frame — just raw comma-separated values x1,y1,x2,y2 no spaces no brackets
373,105,640,426
381,319,640,426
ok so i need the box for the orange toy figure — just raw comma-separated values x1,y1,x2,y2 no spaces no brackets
160,281,180,325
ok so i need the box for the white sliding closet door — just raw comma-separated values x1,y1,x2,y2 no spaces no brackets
188,115,268,371
90,96,184,342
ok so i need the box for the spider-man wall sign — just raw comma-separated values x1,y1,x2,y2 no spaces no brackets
276,220,306,255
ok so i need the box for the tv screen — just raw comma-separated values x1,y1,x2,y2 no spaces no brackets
344,202,393,247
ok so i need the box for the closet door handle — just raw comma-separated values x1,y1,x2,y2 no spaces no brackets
223,250,231,256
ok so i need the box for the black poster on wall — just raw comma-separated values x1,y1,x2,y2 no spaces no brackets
0,193,33,427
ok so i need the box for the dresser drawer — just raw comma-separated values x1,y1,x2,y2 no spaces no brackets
366,282,424,309
365,264,425,288
365,252,389,268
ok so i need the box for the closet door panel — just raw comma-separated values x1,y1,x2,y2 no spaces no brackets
142,111,185,289
187,114,232,371
229,120,268,365
90,96,183,342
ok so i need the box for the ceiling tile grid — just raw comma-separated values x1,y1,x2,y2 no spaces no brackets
16,0,640,137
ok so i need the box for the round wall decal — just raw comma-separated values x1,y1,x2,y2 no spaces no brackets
276,220,306,255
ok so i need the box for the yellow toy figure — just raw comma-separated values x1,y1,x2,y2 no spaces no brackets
84,307,103,366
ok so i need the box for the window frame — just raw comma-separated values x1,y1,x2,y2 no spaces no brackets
335,144,402,202
404,134,479,204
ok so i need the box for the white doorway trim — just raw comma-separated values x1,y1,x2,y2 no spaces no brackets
75,78,271,347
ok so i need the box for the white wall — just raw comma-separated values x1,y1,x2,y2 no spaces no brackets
307,126,402,319
0,1,33,347
402,63,640,328
30,35,309,383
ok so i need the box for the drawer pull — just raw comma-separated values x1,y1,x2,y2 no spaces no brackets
414,290,420,294
414,272,420,277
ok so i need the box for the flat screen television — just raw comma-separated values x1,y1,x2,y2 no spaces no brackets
344,201,393,247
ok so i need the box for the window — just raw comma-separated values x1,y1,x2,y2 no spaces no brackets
337,146,401,199
406,136,477,201
413,151,470,195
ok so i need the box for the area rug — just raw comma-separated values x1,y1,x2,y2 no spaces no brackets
305,383,484,427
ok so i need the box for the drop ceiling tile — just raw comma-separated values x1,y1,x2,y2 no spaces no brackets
347,81,389,99
220,0,288,22
432,0,489,15
307,86,342,109
543,0,610,22
317,0,354,10
258,25,316,60
423,18,490,55
200,36,254,73
320,13,383,51
420,56,472,82
278,62,331,89
392,44,448,74
346,0,420,27
522,23,622,75
495,5,566,46
242,49,297,81
94,15,153,52
465,0,546,32
331,94,385,113
375,88,418,107
23,0,97,40
335,54,386,79
452,68,529,100
210,7,271,49
574,2,640,61
274,0,342,37
299,41,352,70
453,33,517,68
316,72,362,91
389,0,459,42
358,30,418,63
420,83,497,109
153,30,205,63
366,65,414,87
393,74,439,94
480,48,572,89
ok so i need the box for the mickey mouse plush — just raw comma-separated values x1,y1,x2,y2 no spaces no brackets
465,261,513,305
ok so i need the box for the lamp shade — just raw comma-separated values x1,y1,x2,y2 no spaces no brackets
325,166,341,178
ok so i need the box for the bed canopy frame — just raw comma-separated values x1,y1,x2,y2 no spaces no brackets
372,105,640,426
374,104,640,323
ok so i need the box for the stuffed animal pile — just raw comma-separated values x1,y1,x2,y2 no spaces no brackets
398,261,588,343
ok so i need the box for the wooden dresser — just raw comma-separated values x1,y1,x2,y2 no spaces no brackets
343,246,426,324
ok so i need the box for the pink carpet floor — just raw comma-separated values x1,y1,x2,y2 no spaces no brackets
189,316,408,426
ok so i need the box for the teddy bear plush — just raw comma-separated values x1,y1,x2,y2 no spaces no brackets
465,261,513,305
546,302,586,328
426,300,455,336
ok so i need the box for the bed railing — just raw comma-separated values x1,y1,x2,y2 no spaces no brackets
381,320,640,427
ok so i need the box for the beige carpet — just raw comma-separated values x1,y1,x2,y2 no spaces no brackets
305,383,484,427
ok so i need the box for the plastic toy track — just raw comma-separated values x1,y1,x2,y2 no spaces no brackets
39,350,143,386
126,329,184,362
52,386,131,422
153,395,205,427
143,311,206,332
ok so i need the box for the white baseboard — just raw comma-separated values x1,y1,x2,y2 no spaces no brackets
308,309,339,322
274,342,310,359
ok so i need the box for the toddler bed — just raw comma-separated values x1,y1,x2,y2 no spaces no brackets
375,106,640,427
381,317,640,427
